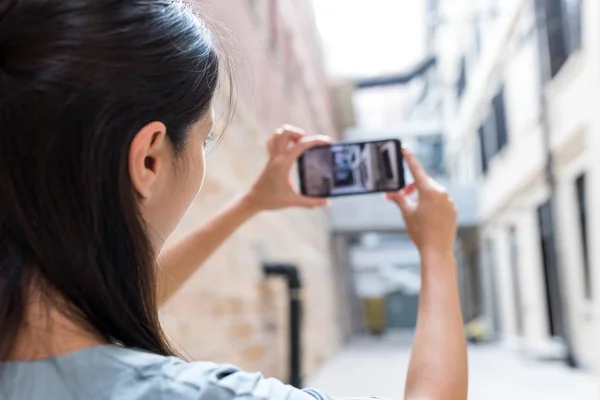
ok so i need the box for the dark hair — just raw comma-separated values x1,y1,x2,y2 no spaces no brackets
0,0,224,359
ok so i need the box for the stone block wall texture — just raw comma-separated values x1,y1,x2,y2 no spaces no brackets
159,0,346,381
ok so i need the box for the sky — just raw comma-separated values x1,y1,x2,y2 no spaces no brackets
312,0,428,78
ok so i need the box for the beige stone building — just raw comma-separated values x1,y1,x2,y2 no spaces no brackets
159,0,349,382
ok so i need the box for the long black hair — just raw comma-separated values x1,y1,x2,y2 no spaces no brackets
0,0,224,359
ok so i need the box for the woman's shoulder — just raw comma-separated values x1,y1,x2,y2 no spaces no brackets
96,345,326,400
1,345,341,399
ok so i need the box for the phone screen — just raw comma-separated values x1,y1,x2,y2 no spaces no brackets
298,139,405,198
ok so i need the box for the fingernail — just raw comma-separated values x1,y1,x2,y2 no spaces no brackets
284,124,303,133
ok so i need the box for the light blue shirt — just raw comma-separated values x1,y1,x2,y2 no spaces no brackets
0,345,373,400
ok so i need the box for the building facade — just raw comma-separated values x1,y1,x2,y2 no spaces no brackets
324,0,479,334
436,0,600,368
159,0,348,382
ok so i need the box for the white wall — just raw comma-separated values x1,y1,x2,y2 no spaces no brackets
482,203,554,352
441,0,600,364
555,153,595,367
513,208,552,352
578,0,600,374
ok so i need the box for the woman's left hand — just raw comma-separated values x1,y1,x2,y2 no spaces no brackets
244,125,331,211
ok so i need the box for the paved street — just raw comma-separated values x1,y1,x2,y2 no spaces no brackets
308,333,597,399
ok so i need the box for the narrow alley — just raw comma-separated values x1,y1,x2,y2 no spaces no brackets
309,333,597,400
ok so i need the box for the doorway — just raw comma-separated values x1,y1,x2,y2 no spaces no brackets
385,289,419,329
537,201,565,338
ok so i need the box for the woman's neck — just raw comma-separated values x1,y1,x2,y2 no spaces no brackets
10,296,108,361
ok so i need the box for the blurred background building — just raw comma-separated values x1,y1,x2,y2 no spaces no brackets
320,0,479,336
432,0,599,369
319,0,600,379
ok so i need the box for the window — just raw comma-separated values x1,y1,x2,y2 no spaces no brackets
576,174,592,300
492,88,508,151
456,57,467,98
564,0,582,51
537,200,566,338
478,125,488,174
478,112,496,175
477,87,508,176
537,0,582,77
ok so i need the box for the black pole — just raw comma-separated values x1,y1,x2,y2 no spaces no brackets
289,288,302,388
533,0,578,368
263,263,303,387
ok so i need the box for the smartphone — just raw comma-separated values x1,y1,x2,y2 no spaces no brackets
298,138,405,198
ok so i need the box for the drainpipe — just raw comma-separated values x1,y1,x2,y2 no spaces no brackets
263,263,303,387
533,0,578,368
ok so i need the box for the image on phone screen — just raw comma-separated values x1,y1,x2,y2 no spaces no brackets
298,139,405,198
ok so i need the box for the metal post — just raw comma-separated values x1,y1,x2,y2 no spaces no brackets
533,0,578,368
289,287,302,388
263,263,304,387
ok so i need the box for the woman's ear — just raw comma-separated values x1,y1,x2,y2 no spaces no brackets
129,121,169,200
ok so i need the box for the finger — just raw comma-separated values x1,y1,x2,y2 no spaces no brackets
288,135,332,160
274,126,305,154
401,182,417,196
270,128,285,153
283,124,306,136
267,134,277,157
395,193,415,216
384,182,416,202
403,147,430,188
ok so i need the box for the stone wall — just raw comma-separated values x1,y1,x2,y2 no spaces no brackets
159,0,346,381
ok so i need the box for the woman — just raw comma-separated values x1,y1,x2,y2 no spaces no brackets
0,1,467,399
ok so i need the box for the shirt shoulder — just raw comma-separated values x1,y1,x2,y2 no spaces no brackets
98,346,338,400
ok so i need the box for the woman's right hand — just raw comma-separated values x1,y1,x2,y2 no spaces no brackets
390,149,467,400
386,148,457,256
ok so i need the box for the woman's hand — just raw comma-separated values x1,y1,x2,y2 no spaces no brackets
244,125,331,212
157,125,330,303
387,149,467,400
386,147,457,256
